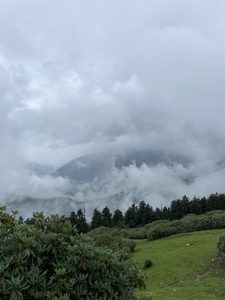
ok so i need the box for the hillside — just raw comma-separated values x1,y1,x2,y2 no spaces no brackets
134,229,225,299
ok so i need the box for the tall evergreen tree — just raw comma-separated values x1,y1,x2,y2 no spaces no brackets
102,206,112,227
91,209,103,229
144,204,154,223
125,204,138,227
76,209,89,233
137,201,147,225
161,206,170,219
18,216,24,223
112,209,124,227
190,197,201,214
200,197,207,214
69,211,77,226
170,196,190,220
155,207,162,220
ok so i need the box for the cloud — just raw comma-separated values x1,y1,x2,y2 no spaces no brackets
0,0,225,214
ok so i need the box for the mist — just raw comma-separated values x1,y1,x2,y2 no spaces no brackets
1,0,225,216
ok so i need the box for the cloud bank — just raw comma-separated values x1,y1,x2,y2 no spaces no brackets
1,0,225,214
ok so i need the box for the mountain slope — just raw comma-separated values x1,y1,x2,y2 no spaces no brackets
134,229,225,299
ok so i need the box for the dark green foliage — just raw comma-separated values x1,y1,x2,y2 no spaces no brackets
137,201,147,225
19,216,24,223
89,226,112,236
170,195,190,220
69,211,77,226
112,209,124,227
126,229,147,240
161,206,170,220
121,193,225,228
69,210,89,233
147,211,225,241
120,240,137,253
144,259,153,269
101,206,112,227
0,206,145,299
91,209,103,229
218,236,225,254
88,193,225,232
147,224,179,240
125,204,138,227
90,228,136,253
75,209,89,233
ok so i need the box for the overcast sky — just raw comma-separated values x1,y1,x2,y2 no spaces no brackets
1,0,225,212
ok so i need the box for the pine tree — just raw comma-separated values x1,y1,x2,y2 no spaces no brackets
112,209,124,227
102,206,112,227
69,211,77,226
137,201,147,225
161,206,169,219
124,204,138,228
91,209,103,229
18,216,24,223
76,209,89,233
144,204,154,223
155,207,162,220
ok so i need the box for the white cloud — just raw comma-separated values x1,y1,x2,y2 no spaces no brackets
0,0,225,214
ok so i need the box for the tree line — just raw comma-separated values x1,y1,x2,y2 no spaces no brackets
24,193,225,232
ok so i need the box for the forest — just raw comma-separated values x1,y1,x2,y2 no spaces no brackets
2,193,225,299
23,193,225,233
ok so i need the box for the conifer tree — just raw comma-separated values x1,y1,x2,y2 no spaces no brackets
69,211,77,226
102,206,112,227
76,209,89,233
112,209,124,227
124,204,138,227
91,208,103,229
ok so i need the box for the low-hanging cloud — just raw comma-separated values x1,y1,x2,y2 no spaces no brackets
1,0,225,215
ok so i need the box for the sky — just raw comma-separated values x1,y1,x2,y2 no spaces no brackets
1,0,225,214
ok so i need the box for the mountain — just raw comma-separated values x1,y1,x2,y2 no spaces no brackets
54,150,190,182
4,195,86,218
3,150,193,217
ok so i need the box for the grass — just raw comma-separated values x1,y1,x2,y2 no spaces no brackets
134,229,225,299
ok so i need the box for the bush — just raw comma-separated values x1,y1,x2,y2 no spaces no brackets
147,223,180,240
0,207,145,299
91,230,137,253
121,240,137,253
89,226,112,236
144,220,170,230
218,236,225,254
127,230,147,240
147,212,225,241
144,259,153,269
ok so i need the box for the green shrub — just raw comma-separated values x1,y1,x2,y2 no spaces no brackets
0,207,145,299
144,220,170,230
144,259,153,269
120,240,137,253
89,226,112,236
127,230,146,240
147,212,225,241
147,225,179,240
91,231,137,253
92,232,122,250
217,236,225,254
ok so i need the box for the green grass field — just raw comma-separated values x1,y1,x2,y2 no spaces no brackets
134,229,225,299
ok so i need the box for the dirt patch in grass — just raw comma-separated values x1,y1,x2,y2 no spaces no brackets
198,255,223,279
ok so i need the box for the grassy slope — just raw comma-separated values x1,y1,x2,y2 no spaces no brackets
134,229,225,300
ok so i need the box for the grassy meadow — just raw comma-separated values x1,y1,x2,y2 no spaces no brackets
134,229,225,299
